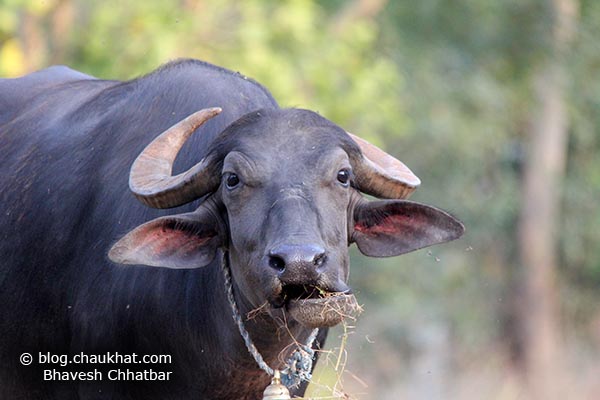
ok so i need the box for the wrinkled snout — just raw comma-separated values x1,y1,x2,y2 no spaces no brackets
268,244,326,284
264,243,359,328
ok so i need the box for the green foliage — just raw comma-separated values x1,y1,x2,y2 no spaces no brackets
65,0,406,144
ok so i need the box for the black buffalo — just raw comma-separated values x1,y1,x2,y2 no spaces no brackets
0,59,463,399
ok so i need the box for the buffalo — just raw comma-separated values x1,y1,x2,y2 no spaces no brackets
0,59,463,399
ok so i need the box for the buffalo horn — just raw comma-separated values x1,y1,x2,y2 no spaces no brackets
129,107,222,209
348,132,421,199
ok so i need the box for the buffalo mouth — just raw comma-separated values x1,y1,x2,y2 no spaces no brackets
272,285,362,328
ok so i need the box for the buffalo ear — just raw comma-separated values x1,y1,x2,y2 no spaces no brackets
351,200,464,257
108,208,223,269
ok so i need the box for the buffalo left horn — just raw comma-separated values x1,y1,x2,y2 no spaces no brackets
348,132,421,199
129,107,222,209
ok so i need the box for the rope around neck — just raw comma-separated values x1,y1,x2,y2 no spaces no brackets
221,251,319,388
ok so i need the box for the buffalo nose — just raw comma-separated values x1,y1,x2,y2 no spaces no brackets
268,244,326,273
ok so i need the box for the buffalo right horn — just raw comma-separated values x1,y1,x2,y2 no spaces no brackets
129,107,222,209
348,132,421,199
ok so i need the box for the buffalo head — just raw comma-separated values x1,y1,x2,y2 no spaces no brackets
109,107,464,328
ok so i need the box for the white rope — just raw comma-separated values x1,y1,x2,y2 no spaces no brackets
221,251,318,388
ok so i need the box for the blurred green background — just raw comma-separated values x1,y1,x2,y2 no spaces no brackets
1,0,599,398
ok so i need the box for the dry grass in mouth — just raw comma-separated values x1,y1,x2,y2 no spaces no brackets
312,293,363,322
245,287,362,322
287,292,363,329
282,284,330,302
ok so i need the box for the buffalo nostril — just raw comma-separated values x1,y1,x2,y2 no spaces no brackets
269,244,326,275
268,255,286,271
313,253,326,267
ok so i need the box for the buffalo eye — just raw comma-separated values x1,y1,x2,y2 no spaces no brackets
337,169,350,186
225,173,240,189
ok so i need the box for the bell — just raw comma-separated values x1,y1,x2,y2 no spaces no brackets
262,370,291,400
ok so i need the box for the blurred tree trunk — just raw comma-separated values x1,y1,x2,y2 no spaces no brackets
518,0,578,398
18,9,46,73
49,0,75,64
16,0,75,73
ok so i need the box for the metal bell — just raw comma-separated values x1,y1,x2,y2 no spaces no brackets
262,370,291,400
